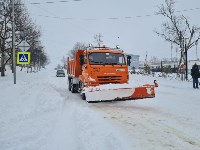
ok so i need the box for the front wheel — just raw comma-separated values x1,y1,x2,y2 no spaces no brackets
82,93,86,100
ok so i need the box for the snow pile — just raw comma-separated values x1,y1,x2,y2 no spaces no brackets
84,75,154,101
85,88,136,101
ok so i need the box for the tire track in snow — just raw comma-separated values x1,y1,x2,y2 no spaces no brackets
147,118,200,148
47,79,132,150
47,71,200,150
92,102,200,150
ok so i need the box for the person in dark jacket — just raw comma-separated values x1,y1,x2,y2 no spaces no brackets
191,63,199,88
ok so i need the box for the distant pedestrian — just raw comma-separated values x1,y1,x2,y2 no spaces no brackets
191,63,200,89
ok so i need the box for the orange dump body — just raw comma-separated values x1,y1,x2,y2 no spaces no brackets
67,50,84,78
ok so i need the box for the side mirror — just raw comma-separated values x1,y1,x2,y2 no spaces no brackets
80,55,84,65
127,55,131,66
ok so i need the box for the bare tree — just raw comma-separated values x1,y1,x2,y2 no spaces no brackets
155,0,200,74
61,56,67,69
94,33,103,47
0,0,12,76
0,0,47,76
68,42,87,58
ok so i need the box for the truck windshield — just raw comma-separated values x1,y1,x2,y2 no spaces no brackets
88,52,126,65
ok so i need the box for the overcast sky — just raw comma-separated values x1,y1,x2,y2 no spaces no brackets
25,0,200,66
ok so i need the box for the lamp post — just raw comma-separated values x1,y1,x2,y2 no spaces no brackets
12,0,16,84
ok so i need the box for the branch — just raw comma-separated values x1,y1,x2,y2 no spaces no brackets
188,33,200,49
183,15,192,34
156,31,179,45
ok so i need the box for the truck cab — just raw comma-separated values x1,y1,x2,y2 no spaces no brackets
79,48,130,87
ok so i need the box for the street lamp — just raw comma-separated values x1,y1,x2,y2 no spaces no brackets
12,0,16,84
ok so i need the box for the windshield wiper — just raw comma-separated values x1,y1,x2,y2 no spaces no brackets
91,61,104,64
104,62,118,65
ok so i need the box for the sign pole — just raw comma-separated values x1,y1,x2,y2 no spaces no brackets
12,0,16,84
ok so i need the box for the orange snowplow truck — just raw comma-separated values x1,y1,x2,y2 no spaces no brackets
67,46,156,102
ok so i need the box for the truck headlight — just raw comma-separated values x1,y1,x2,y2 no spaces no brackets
116,69,125,72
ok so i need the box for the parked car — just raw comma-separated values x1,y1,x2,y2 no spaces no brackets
56,70,65,77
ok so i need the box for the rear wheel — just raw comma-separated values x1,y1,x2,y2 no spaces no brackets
71,83,78,93
68,79,71,91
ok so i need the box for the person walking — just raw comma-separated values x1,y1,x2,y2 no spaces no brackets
191,63,200,89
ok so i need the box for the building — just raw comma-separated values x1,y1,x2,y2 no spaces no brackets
188,59,200,70
139,60,179,73
128,54,140,69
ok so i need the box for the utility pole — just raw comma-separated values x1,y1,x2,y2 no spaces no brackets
185,44,188,80
185,38,188,81
12,0,16,84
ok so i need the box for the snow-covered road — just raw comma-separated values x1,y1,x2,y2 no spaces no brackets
90,75,200,150
0,68,200,150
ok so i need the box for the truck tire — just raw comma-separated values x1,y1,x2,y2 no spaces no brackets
82,93,86,100
71,84,78,93
68,79,71,91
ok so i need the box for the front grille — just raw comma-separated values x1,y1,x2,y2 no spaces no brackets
97,76,122,84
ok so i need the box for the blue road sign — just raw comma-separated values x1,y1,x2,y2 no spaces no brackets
17,52,30,64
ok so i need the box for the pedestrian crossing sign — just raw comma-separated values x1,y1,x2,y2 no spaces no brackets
17,52,30,64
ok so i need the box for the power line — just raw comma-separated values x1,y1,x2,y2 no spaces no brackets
26,1,200,47
27,0,94,36
22,0,200,20
28,1,117,46
26,5,200,21
29,0,81,5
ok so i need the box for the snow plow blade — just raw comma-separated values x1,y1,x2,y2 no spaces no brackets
82,84,155,102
